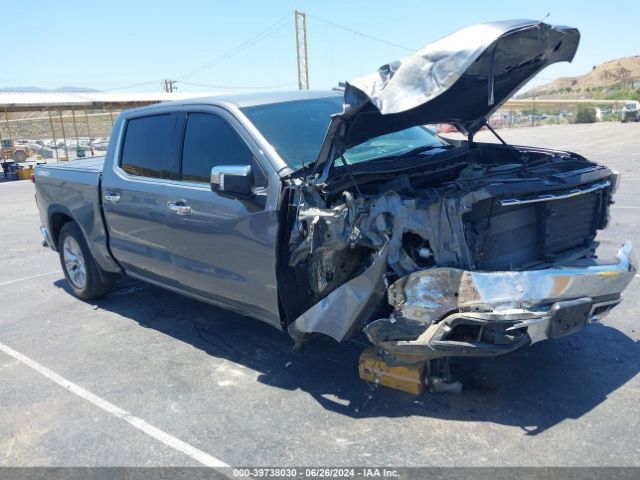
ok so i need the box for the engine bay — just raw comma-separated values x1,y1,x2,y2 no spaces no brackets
282,144,612,307
275,141,625,363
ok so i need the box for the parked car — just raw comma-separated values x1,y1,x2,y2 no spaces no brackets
90,137,109,151
34,20,635,380
621,101,640,122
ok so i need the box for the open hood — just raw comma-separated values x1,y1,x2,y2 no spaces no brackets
313,20,579,175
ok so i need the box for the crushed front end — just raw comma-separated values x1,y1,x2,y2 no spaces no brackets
366,241,635,365
280,143,636,366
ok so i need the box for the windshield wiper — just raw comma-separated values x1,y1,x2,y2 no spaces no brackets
395,144,455,159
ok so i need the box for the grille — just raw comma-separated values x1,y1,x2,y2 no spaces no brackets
541,193,600,255
463,189,605,270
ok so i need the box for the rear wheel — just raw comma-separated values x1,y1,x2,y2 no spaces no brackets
58,222,115,300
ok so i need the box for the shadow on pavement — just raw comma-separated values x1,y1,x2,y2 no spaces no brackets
55,277,640,436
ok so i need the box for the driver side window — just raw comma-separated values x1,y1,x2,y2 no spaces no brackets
181,113,265,186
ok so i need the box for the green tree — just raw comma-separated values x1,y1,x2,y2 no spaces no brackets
576,104,597,123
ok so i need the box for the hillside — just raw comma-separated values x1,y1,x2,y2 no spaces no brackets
518,55,640,99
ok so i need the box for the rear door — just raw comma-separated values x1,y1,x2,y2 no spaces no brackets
102,111,181,286
163,107,281,325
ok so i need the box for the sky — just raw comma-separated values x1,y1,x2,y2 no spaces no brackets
1,0,638,94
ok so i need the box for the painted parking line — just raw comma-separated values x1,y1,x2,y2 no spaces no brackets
0,270,60,287
0,341,231,470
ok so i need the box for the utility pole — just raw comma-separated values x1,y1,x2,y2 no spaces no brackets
58,110,68,160
532,96,536,127
161,79,178,93
294,11,309,90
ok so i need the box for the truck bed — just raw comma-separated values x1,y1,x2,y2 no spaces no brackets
38,156,105,174
35,156,120,275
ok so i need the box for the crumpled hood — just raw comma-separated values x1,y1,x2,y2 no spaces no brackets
313,20,579,174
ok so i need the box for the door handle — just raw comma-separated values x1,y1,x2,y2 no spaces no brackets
104,192,120,203
167,201,192,216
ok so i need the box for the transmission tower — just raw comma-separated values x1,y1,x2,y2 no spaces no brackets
294,11,309,90
161,79,178,93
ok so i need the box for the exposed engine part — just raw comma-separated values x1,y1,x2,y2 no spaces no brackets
287,145,614,288
282,142,633,365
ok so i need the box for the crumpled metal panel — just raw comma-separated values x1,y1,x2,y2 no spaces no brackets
288,191,358,266
288,188,468,277
313,20,580,172
390,241,636,324
348,21,536,116
290,245,389,342
361,243,635,363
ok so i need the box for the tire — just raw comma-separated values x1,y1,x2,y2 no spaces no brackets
58,222,115,300
12,150,27,162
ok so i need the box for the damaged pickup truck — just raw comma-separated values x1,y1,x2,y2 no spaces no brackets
36,20,635,386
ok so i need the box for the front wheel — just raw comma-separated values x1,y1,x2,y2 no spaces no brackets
58,222,115,300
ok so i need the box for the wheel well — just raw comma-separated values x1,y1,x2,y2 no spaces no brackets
50,212,74,249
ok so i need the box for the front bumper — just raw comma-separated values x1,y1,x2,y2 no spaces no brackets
365,241,636,365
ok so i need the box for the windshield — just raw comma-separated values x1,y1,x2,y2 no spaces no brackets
241,97,446,170
625,102,638,109
242,97,343,169
342,128,445,164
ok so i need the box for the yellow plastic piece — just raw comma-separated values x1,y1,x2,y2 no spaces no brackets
17,166,33,180
358,347,425,395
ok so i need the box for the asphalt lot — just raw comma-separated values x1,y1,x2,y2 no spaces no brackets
1,122,639,467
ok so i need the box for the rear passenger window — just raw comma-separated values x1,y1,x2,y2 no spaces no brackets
181,113,263,184
121,114,173,178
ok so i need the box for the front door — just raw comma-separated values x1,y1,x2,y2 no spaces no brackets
163,109,281,326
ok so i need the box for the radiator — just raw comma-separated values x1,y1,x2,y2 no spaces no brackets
463,188,606,270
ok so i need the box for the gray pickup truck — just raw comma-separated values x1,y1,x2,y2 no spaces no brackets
35,20,636,370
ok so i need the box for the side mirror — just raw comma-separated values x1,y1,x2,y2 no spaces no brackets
211,165,253,197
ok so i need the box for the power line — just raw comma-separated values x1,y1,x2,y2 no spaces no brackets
180,13,293,80
74,14,417,93
8,13,419,93
103,80,165,92
306,13,417,52
180,81,297,90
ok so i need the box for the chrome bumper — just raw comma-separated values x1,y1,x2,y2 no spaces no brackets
365,241,636,364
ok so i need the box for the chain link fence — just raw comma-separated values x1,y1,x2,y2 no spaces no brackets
2,107,124,163
487,100,627,129
432,99,630,134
